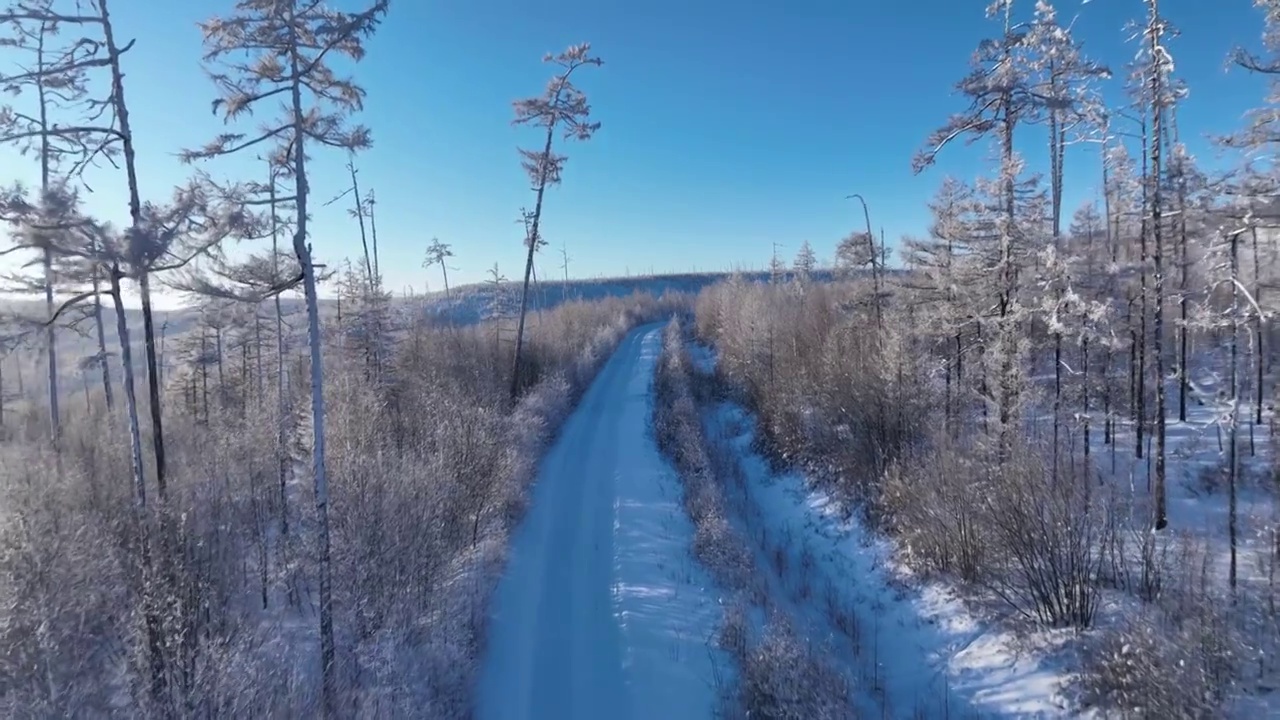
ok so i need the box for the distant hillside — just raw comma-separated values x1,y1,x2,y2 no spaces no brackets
420,269,840,326
0,297,316,408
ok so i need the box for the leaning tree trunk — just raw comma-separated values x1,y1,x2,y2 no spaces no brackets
348,162,374,290
511,124,555,399
102,0,167,500
100,2,171,706
138,274,168,497
368,188,380,281
107,264,167,709
90,248,114,410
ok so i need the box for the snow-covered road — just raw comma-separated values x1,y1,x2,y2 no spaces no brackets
476,324,725,720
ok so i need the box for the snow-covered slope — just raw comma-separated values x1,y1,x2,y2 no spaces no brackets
476,325,727,720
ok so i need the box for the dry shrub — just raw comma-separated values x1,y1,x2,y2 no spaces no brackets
694,278,931,505
1081,539,1240,719
0,442,131,718
654,318,755,591
733,615,852,720
0,289,690,717
882,432,989,583
658,319,857,719
885,432,1113,627
980,443,1114,628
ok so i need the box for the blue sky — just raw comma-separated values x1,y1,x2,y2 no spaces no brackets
0,0,1273,303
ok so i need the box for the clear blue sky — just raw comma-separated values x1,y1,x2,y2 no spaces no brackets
0,0,1272,304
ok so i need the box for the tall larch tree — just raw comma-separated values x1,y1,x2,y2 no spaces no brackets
425,237,454,298
183,1,390,713
901,177,979,432
1026,0,1108,464
1137,0,1176,529
510,43,601,397
915,0,1046,457
793,239,817,280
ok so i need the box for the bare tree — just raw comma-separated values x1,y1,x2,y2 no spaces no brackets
509,43,602,398
424,237,454,299
324,158,376,289
845,193,883,326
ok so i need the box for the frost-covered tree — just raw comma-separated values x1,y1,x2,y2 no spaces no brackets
1227,0,1280,428
1130,0,1177,529
172,162,303,535
835,231,874,271
1026,0,1109,242
0,0,130,444
1040,202,1116,471
1193,221,1253,588
1230,0,1280,163
424,237,454,298
768,242,786,283
793,239,816,280
915,0,1048,455
485,262,509,360
1065,201,1116,456
183,0,390,711
835,227,888,328
901,177,980,429
1102,138,1141,264
1167,139,1208,421
510,43,602,397
1024,1,1109,461
0,1,182,697
345,159,375,288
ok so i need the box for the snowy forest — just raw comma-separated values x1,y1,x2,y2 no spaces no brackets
2,0,1280,718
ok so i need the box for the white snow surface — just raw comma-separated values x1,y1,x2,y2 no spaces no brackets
476,325,727,720
687,342,1075,718
704,401,1074,717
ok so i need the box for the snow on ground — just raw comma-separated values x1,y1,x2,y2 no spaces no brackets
476,325,728,720
702,400,1074,718
1089,387,1274,562
1081,378,1280,714
689,342,1075,718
